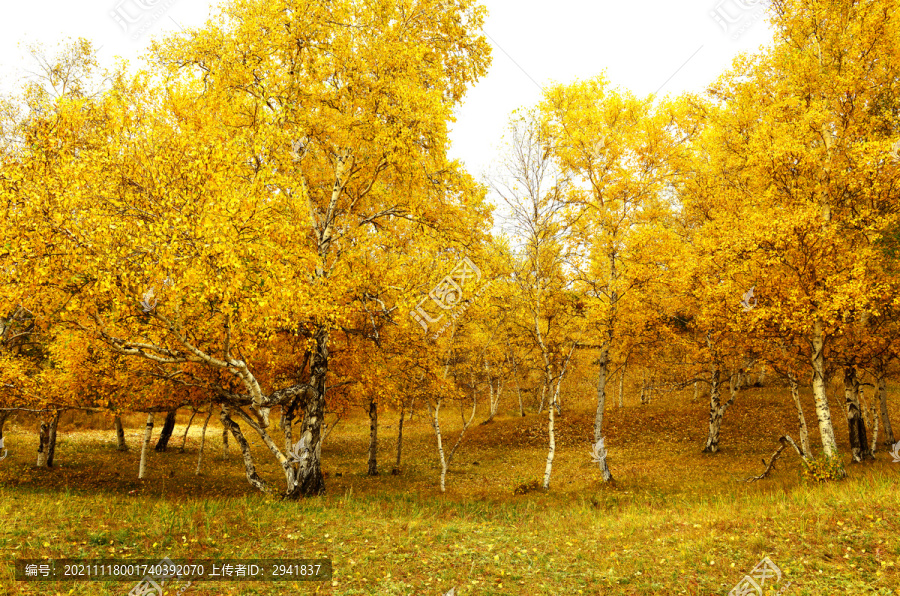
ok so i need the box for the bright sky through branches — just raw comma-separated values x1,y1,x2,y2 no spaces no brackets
0,0,774,188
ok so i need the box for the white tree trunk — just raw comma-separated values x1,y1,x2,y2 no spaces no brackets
224,402,318,498
593,345,613,482
179,409,197,453
394,398,406,471
702,352,740,454
138,412,155,479
507,346,525,417
810,319,839,457
36,421,49,467
787,372,811,457
618,367,625,408
486,377,502,421
219,407,269,493
425,399,450,492
542,343,576,490
542,380,556,490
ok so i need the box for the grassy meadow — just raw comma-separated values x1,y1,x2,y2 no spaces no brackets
0,382,899,595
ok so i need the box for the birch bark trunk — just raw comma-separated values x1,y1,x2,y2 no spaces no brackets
138,412,154,479
114,414,128,452
842,365,874,462
219,407,268,492
702,348,741,455
444,393,476,491
426,368,478,493
291,327,328,496
394,398,405,472
876,367,896,447
36,421,49,467
859,386,879,454
179,409,197,453
702,363,723,453
810,319,840,457
594,358,613,482
787,371,811,457
222,424,229,459
485,376,502,422
507,344,525,417
593,343,613,482
541,376,557,490
427,399,448,492
542,343,576,490
619,367,625,408
223,402,307,498
426,398,452,492
46,410,60,468
367,395,378,476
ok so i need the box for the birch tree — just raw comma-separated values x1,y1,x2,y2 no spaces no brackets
540,79,687,480
491,109,581,490
0,0,491,498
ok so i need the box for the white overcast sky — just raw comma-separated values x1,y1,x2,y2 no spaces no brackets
0,0,774,189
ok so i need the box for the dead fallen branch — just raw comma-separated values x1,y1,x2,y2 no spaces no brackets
744,435,806,482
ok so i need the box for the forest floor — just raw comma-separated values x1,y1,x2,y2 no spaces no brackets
0,384,899,595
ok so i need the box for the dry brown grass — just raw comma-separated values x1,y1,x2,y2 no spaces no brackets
0,382,898,595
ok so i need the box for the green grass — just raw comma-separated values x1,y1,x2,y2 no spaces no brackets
0,384,899,595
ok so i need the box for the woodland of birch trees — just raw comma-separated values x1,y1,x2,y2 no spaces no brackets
1,0,900,497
